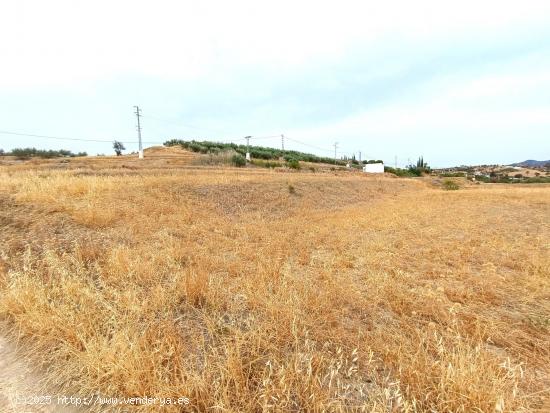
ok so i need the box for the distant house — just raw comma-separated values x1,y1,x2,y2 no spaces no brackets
363,163,384,173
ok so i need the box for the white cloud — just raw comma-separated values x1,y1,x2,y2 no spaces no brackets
0,0,549,165
1,0,550,88
284,50,550,165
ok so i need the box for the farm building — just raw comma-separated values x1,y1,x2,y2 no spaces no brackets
363,163,384,173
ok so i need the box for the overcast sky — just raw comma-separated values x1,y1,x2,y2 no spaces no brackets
0,0,549,167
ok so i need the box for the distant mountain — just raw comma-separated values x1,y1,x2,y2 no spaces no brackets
510,160,550,167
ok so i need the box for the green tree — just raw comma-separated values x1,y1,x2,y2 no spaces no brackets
408,156,431,175
416,156,428,169
113,141,126,156
231,154,246,167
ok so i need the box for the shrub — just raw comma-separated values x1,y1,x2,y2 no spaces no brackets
518,176,550,184
286,158,301,169
8,148,87,159
440,172,467,177
442,179,460,190
251,159,282,168
385,166,416,177
231,154,246,167
288,184,296,194
407,166,423,176
195,150,237,166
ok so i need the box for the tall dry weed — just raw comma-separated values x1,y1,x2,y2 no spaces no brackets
0,165,548,411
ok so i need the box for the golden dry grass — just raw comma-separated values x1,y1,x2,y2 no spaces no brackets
0,157,549,412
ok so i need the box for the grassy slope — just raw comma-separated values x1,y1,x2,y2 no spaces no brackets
0,160,549,412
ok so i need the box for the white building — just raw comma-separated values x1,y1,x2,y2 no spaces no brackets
363,163,384,173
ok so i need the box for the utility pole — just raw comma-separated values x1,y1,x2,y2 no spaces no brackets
358,151,361,163
334,142,338,164
245,136,251,161
134,106,143,159
395,155,398,169
281,134,285,152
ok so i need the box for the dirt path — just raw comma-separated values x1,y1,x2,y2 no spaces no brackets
0,194,94,413
0,193,109,413
0,332,82,413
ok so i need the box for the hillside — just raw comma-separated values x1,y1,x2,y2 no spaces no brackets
164,139,382,167
510,159,550,167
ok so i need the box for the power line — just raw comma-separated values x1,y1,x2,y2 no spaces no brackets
1,128,363,160
142,110,283,143
0,129,254,145
141,113,235,136
284,136,356,158
284,136,334,153
0,130,110,142
0,129,153,144
137,112,284,144
249,135,282,140
143,112,283,141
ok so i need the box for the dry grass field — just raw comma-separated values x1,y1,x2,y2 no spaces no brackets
0,153,549,412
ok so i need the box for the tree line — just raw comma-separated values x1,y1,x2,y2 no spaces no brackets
0,147,87,159
164,139,386,166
